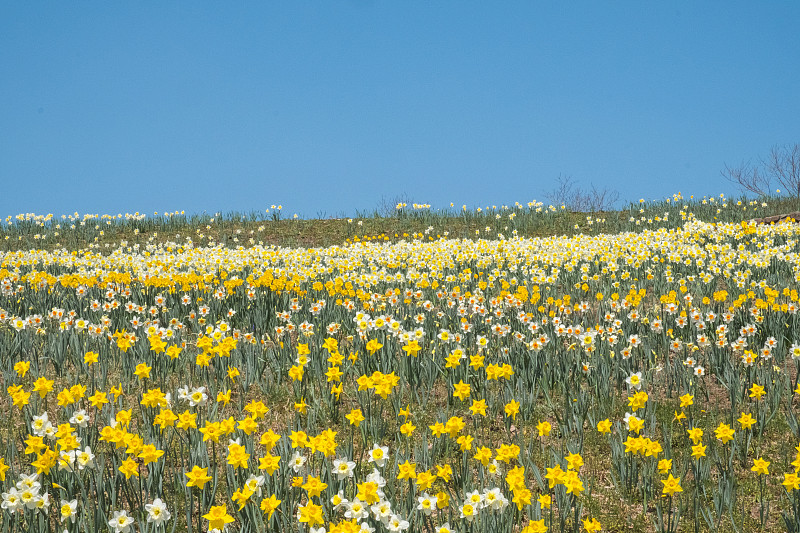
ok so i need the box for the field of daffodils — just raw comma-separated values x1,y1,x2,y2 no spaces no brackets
3,195,800,533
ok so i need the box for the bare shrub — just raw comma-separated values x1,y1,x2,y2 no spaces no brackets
545,174,619,212
722,143,800,198
765,143,800,199
721,160,771,197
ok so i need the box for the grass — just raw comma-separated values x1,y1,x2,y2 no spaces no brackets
2,193,800,253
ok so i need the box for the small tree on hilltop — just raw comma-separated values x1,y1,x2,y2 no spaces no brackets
722,143,800,198
765,143,800,199
545,174,619,213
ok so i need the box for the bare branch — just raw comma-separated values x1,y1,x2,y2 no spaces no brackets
764,143,800,198
545,174,577,209
586,183,620,212
545,174,619,212
720,160,770,197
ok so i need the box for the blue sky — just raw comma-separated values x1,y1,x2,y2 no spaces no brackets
1,2,798,219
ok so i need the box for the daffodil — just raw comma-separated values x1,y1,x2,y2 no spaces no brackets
185,466,212,489
203,505,234,530
752,457,770,476
662,474,682,496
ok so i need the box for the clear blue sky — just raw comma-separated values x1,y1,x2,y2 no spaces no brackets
2,2,798,219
